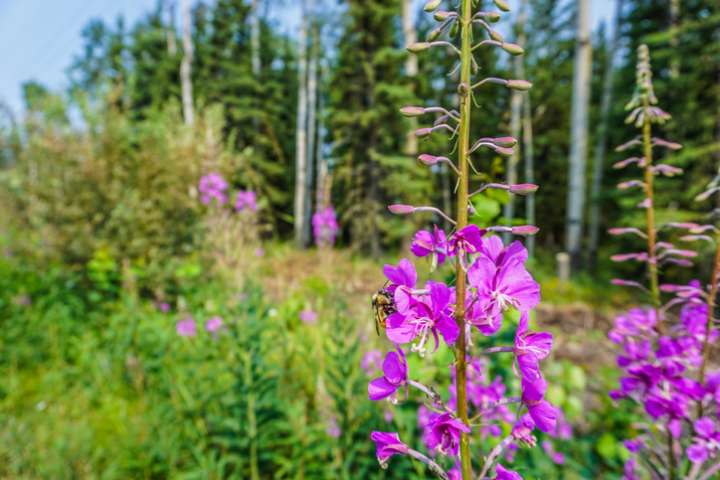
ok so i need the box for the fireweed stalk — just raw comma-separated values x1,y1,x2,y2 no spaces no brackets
608,45,720,480
368,1,557,479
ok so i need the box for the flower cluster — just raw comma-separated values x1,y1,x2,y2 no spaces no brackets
312,206,339,247
364,2,559,479
176,315,224,337
608,45,720,480
198,172,258,214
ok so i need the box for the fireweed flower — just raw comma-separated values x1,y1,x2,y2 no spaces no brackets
234,190,257,212
425,413,471,457
412,225,449,269
205,316,223,333
448,224,485,270
368,349,409,401
176,317,196,337
467,239,540,335
198,172,228,205
513,313,553,380
361,350,383,376
494,464,522,480
370,431,410,467
299,309,318,324
387,281,459,351
312,206,340,247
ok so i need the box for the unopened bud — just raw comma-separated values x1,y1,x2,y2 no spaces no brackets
485,12,501,23
502,43,524,56
492,146,514,156
433,11,453,21
423,0,442,12
449,21,459,37
457,82,470,97
489,30,504,43
507,80,532,91
494,0,511,12
407,42,431,53
509,184,538,195
388,204,416,214
418,154,441,165
400,106,426,117
427,27,442,42
512,225,539,236
415,128,433,138
492,136,517,147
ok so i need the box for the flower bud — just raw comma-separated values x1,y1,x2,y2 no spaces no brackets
407,42,431,53
388,204,416,214
418,154,444,165
427,27,443,42
494,0,511,12
511,225,539,236
509,184,539,195
492,145,514,156
400,106,426,117
449,21,459,37
502,43,524,56
485,12,501,23
507,80,532,91
491,136,517,147
415,128,433,138
489,30,504,43
433,11,453,21
423,0,442,12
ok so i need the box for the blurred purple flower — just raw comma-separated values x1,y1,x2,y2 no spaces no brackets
176,317,196,337
205,316,223,333
312,206,340,247
235,190,257,212
299,309,318,324
198,172,228,205
495,463,523,480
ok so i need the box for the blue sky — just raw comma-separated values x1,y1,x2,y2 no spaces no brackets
0,0,614,116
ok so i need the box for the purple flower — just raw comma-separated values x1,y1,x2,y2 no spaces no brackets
542,440,565,465
327,416,341,438
467,238,539,335
370,431,409,466
176,317,196,337
495,463,523,480
312,206,340,247
235,190,257,212
386,281,459,350
514,313,553,380
299,309,318,324
198,172,228,205
383,259,417,296
425,412,471,456
205,316,223,333
156,302,170,313
411,226,448,268
361,350,383,376
521,391,557,434
687,443,708,464
623,458,639,480
368,349,408,401
686,417,720,463
511,414,536,446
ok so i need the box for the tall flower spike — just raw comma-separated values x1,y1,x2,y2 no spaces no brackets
367,3,552,479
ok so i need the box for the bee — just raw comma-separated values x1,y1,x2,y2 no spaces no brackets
372,287,396,336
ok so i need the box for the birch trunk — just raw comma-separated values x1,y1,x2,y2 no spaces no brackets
250,0,261,77
565,0,592,272
180,0,194,126
522,83,535,258
588,0,624,267
402,0,418,155
304,13,318,245
166,1,177,56
670,0,680,79
293,0,309,248
503,0,527,242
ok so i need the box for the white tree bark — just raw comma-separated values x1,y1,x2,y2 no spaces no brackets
402,0,418,155
503,0,527,242
670,0,680,79
180,0,194,126
304,9,318,244
588,0,624,266
250,0,261,77
316,66,329,210
166,1,177,56
293,0,309,247
565,0,592,271
522,80,535,257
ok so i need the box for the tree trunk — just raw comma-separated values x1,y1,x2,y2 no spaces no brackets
293,0,309,248
304,12,319,244
166,1,177,56
565,0,592,272
670,0,680,79
251,0,261,77
402,0,419,156
503,0,527,243
522,81,535,258
180,0,194,126
588,0,624,268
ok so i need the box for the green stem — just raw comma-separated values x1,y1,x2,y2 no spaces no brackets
699,235,720,386
455,0,473,478
641,102,661,317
